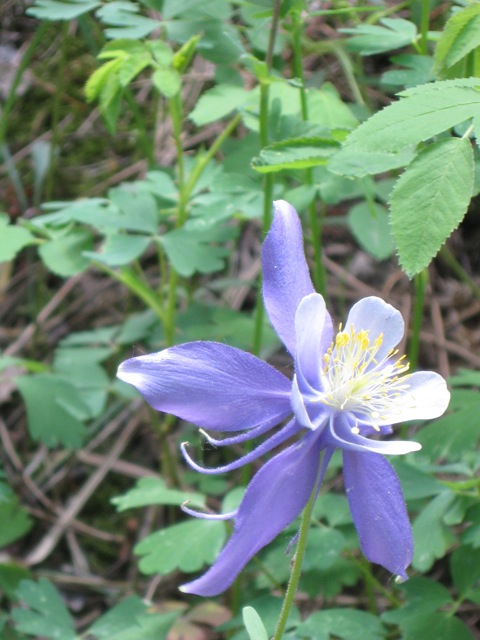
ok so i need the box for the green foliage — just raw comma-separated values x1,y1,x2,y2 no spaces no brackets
0,215,35,262
242,607,269,640
27,0,101,20
348,202,394,261
435,3,480,76
0,485,32,548
390,136,474,276
12,579,77,640
135,519,227,575
296,608,385,640
112,476,206,511
251,137,340,173
342,18,418,56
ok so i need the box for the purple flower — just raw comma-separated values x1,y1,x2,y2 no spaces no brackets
117,201,450,597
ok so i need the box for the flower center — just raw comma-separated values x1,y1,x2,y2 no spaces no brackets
321,324,410,427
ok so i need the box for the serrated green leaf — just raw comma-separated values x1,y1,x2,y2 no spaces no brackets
147,40,174,67
0,215,35,262
189,84,249,126
348,201,394,260
412,491,457,572
158,222,235,276
99,70,123,133
16,374,88,448
98,38,147,59
0,564,31,600
152,68,181,98
251,137,339,173
12,579,76,640
27,0,100,20
242,607,269,640
38,229,93,277
390,137,474,277
135,519,226,575
329,146,416,177
435,4,480,74
87,596,147,638
118,53,151,87
112,477,206,511
336,79,480,157
342,17,417,56
297,608,385,640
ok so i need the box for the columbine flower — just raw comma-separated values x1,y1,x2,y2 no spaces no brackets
117,201,450,597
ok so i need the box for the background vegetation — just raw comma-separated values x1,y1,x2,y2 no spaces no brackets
1,0,480,638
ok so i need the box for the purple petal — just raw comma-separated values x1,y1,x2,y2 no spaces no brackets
343,450,413,579
344,297,404,362
375,371,450,424
181,418,301,475
328,414,421,455
180,429,324,596
117,342,291,432
262,200,314,356
295,293,333,393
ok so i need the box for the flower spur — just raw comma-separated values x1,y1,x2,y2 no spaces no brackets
117,200,450,597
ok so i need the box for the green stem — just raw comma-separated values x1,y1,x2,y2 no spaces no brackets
45,23,68,200
419,0,430,55
99,264,165,324
0,23,49,147
439,246,480,300
272,462,322,640
408,269,428,371
124,90,155,166
291,7,328,297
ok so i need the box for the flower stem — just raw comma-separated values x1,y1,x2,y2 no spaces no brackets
272,462,322,640
419,0,430,55
439,246,480,300
408,269,428,371
290,8,328,298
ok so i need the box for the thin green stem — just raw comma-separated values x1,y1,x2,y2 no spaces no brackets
272,462,323,640
439,246,480,300
45,23,68,200
419,0,430,56
290,8,328,297
408,269,428,371
0,23,49,147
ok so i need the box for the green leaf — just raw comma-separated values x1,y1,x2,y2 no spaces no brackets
12,579,76,640
382,577,452,623
152,68,181,98
329,146,416,177
242,607,269,640
0,489,32,548
135,519,226,575
112,477,206,511
450,545,480,597
118,53,151,87
335,78,480,157
297,608,385,640
16,373,88,448
158,222,235,277
38,228,93,277
26,0,100,20
348,201,394,260
0,215,35,262
342,18,417,56
435,4,480,74
251,137,340,173
189,84,250,126
412,491,457,572
100,611,179,640
381,54,435,89
84,234,151,267
0,564,31,600
96,1,161,40
390,612,475,640
390,137,474,277
85,58,123,103
87,596,147,638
